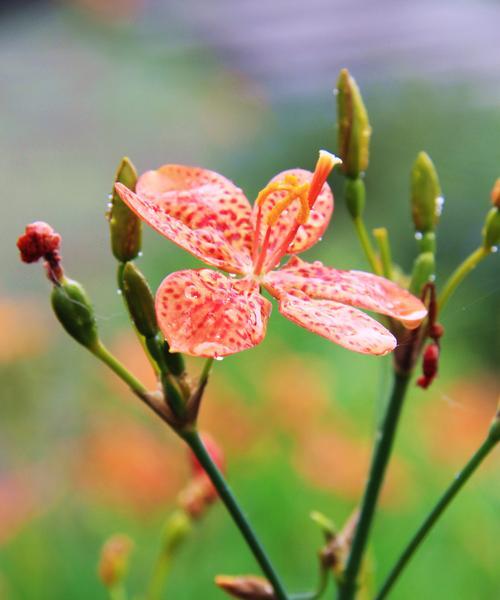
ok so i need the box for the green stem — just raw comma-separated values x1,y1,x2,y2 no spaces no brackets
438,246,490,310
92,341,148,397
353,216,381,275
375,434,498,600
373,228,393,279
182,430,288,600
108,584,127,600
291,566,329,600
147,552,172,600
337,372,411,600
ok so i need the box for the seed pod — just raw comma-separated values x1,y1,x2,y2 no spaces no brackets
336,68,371,178
108,157,141,262
122,262,158,338
51,278,99,349
411,152,442,233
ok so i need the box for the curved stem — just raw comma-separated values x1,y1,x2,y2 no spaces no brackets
438,246,490,311
182,430,288,600
337,372,411,600
290,565,329,600
353,216,382,275
92,341,148,397
375,435,498,600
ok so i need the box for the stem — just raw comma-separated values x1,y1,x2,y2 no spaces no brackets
337,372,411,600
353,216,382,275
438,246,490,310
92,341,148,397
182,430,288,600
147,551,172,600
373,228,393,280
375,435,498,600
109,585,127,600
291,566,329,600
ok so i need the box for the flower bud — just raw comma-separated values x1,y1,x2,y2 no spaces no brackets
17,221,64,284
215,575,275,600
409,251,435,296
336,68,371,178
161,509,192,554
108,157,141,262
417,343,439,389
51,278,99,350
122,262,158,338
344,177,366,219
482,207,500,250
98,534,134,589
491,178,500,208
411,152,442,233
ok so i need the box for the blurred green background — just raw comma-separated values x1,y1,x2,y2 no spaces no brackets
1,1,499,599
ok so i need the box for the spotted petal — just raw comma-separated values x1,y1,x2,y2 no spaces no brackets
253,168,333,260
273,291,397,355
265,257,427,329
115,183,252,274
155,270,271,357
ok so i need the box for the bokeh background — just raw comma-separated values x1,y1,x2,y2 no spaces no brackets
1,1,499,598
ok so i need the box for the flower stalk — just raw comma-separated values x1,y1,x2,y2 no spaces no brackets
182,429,289,600
375,412,500,600
337,372,411,600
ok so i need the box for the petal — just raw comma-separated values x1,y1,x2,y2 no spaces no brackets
253,168,333,259
274,291,396,355
265,257,427,329
155,270,271,357
137,165,254,254
115,183,252,274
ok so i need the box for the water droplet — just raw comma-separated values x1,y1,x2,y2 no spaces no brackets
436,196,445,216
229,273,237,279
107,202,113,209
491,245,498,253
215,356,224,361
415,232,423,240
138,251,143,257
430,274,436,282
107,193,113,200
117,289,122,295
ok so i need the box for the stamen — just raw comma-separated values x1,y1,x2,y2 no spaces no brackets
307,150,342,207
266,183,310,226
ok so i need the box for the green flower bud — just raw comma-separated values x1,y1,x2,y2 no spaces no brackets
411,152,442,233
98,534,134,589
344,177,366,219
161,510,192,554
409,251,435,296
122,262,157,338
108,157,141,262
482,207,500,250
162,341,186,377
336,68,372,178
51,278,99,349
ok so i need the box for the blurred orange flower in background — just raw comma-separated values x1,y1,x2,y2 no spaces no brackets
420,375,499,467
75,415,185,515
0,298,49,364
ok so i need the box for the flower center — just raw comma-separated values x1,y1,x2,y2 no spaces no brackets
251,151,341,276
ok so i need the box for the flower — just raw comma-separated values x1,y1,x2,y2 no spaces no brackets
115,151,426,358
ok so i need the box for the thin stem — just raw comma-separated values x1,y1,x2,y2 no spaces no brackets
108,585,127,600
353,216,382,275
438,246,490,311
147,551,172,600
337,372,411,600
291,565,329,600
92,341,148,397
373,228,393,280
375,435,498,600
182,430,288,600
199,357,214,386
